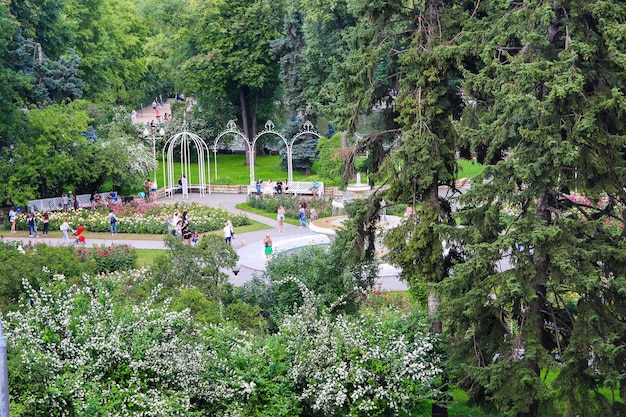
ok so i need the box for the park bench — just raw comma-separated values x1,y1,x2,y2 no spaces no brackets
246,181,324,197
164,184,208,197
285,181,324,197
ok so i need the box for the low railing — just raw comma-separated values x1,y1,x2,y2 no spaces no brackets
28,192,120,212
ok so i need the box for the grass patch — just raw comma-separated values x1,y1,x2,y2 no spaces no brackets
135,248,165,268
237,203,301,226
457,159,484,179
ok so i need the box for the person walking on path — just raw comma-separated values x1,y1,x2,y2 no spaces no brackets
223,222,232,245
277,205,285,232
263,234,273,261
42,211,50,236
299,203,307,228
227,219,235,240
108,209,118,235
8,206,17,233
60,218,74,243
181,221,192,245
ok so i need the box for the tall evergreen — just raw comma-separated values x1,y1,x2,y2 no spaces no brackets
442,1,626,416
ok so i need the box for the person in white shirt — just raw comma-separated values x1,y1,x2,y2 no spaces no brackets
223,222,232,245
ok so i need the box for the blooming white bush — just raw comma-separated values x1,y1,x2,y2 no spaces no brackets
6,272,210,416
279,278,442,416
5,271,442,416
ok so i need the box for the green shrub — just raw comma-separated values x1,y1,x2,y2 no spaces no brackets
0,240,97,310
247,194,333,219
171,288,223,325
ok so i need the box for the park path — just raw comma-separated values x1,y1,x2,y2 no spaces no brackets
3,192,408,291
133,97,174,127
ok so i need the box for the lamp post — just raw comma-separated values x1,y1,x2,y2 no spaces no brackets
0,317,10,417
144,128,165,200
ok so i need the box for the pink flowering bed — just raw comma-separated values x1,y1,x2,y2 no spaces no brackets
12,201,249,234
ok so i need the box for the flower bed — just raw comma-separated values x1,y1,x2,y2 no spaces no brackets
11,201,250,234
247,194,333,219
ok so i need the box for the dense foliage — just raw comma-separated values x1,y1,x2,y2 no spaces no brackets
0,239,135,311
5,267,442,416
4,0,626,415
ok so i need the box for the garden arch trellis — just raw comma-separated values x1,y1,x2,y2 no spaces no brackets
162,127,211,197
211,119,321,185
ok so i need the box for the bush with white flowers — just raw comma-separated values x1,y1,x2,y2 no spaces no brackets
6,273,209,416
279,280,442,416
5,271,442,416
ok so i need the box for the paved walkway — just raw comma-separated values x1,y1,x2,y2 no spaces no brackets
3,193,407,290
133,98,174,127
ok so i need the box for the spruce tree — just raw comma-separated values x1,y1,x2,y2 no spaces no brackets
442,1,626,416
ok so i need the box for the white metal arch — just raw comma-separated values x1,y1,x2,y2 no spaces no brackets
212,119,249,184
212,119,321,185
251,120,288,183
162,128,211,197
287,120,321,183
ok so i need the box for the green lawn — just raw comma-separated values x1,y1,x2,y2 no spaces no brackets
135,248,165,268
457,159,484,179
114,154,484,195
156,154,319,186
155,155,482,186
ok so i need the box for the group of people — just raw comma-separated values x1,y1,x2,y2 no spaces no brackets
255,178,288,196
166,209,199,245
60,192,81,212
275,201,318,231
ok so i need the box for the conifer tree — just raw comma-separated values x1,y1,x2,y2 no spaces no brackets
441,1,626,416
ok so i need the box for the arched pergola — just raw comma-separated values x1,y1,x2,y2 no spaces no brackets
212,119,321,184
162,128,211,197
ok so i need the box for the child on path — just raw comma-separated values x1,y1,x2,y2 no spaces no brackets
27,213,39,237
263,234,273,261
277,205,285,232
42,211,49,236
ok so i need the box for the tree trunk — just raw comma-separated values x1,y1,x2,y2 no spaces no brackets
240,86,251,166
516,195,550,417
253,90,264,156
429,178,447,416
428,291,442,334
